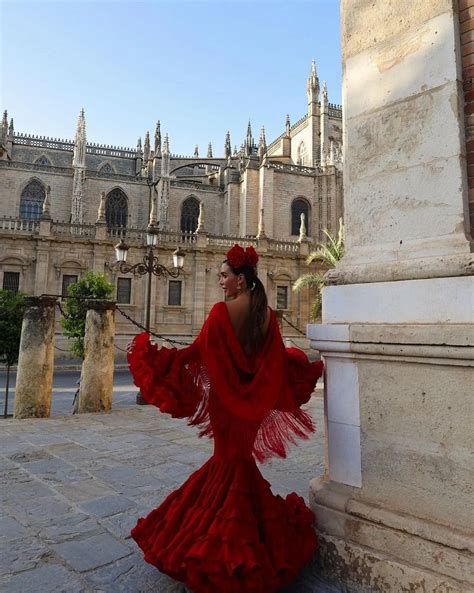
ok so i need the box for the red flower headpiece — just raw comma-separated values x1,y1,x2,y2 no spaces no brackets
226,244,259,269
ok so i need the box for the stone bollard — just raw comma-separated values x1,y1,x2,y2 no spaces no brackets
78,300,115,413
14,296,57,419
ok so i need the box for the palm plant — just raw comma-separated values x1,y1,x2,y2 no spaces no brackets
293,220,345,321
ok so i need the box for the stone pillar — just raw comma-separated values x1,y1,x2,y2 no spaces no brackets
14,296,56,419
192,250,207,332
33,249,51,296
307,2,474,591
95,222,107,241
78,300,115,413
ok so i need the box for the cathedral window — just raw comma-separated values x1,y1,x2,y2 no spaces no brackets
105,188,128,229
19,179,45,219
297,142,307,166
168,280,182,306
99,162,115,175
62,274,78,298
117,278,132,304
276,285,289,310
291,198,310,236
35,155,51,166
180,196,200,233
3,271,20,293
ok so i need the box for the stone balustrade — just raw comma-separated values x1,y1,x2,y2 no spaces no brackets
0,216,312,256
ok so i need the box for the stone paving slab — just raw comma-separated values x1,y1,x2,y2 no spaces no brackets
0,396,345,592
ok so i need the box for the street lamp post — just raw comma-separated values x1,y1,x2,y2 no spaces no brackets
114,225,186,403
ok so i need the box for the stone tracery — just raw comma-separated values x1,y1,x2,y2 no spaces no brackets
19,179,45,219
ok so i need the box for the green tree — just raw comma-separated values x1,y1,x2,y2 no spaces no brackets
60,271,114,359
0,290,26,417
293,220,345,321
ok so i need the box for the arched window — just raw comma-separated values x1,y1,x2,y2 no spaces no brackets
180,196,200,233
297,142,307,166
105,188,128,229
291,198,310,236
19,179,45,219
35,155,51,166
99,162,115,175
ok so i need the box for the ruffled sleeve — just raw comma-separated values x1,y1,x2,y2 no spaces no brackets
285,347,324,407
127,332,203,419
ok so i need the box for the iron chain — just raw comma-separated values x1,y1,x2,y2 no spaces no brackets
282,314,306,336
115,304,192,346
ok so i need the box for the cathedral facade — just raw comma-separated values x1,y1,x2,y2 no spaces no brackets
0,62,343,351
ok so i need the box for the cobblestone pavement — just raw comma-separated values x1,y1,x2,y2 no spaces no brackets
0,392,346,593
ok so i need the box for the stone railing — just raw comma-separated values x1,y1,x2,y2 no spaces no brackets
14,133,136,158
106,227,196,246
268,238,301,253
51,222,96,238
207,235,258,248
171,180,222,192
0,159,73,176
290,114,308,134
0,218,309,256
0,216,39,233
267,161,322,176
14,134,74,151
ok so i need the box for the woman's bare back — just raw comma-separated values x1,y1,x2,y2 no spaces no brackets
225,298,271,351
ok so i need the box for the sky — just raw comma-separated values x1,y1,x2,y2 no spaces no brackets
0,0,341,156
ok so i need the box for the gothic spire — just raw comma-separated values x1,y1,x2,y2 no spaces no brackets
71,109,86,223
194,144,199,157
322,80,328,103
143,131,150,162
163,133,169,155
246,121,253,144
154,120,161,156
159,134,171,228
9,118,14,136
0,110,7,145
307,59,320,104
245,121,254,156
72,108,86,168
136,137,142,155
258,126,267,158
207,142,213,158
224,131,231,158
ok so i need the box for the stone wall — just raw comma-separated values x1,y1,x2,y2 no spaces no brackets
308,1,474,590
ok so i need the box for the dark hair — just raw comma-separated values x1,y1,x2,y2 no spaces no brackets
224,260,268,354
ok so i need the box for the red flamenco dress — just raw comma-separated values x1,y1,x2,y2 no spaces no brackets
127,302,324,593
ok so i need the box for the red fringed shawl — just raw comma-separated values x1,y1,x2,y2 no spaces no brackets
127,302,323,462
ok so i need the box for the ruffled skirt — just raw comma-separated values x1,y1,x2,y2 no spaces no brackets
131,456,317,593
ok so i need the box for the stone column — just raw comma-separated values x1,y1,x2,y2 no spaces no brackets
14,296,56,419
192,250,207,332
33,249,51,296
78,300,115,413
307,2,474,591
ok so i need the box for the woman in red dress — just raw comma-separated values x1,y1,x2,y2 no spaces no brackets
127,244,324,593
